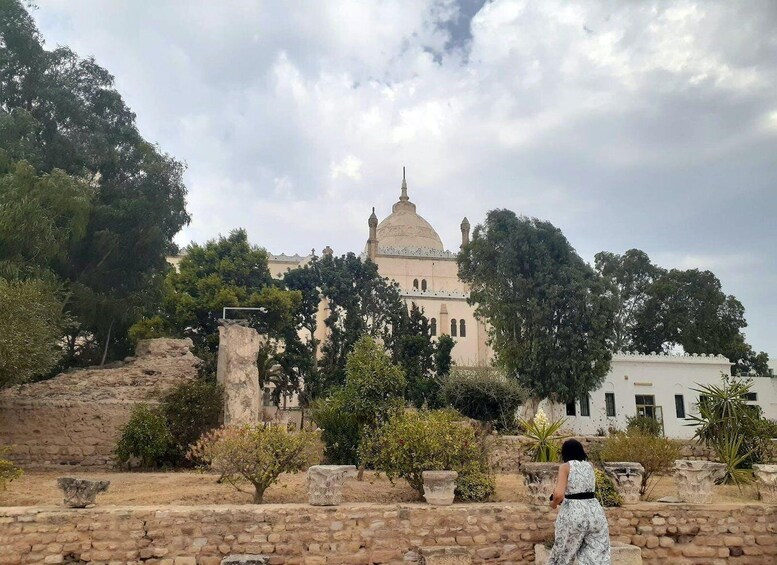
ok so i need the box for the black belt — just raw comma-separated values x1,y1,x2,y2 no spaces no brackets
565,492,596,500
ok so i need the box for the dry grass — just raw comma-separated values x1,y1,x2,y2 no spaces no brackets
0,469,759,507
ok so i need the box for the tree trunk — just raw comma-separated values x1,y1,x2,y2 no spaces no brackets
357,463,365,481
253,485,266,504
100,319,115,366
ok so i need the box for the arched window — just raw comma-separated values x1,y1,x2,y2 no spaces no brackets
450,319,457,337
430,318,437,336
421,279,427,291
413,279,419,290
459,319,466,337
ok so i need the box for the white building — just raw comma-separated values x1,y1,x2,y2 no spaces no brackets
530,352,777,439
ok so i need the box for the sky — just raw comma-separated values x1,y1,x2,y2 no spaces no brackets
31,1,777,355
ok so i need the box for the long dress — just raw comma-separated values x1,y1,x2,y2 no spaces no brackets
547,460,612,565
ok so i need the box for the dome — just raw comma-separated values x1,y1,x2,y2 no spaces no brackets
368,172,445,252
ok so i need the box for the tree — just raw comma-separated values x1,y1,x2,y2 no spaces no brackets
394,304,437,407
458,210,614,409
0,277,65,387
440,367,525,431
0,0,190,364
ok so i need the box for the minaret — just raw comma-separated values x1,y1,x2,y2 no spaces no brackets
460,217,470,249
367,207,378,260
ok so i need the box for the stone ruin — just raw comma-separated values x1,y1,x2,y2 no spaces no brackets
57,477,110,508
0,338,199,467
216,320,265,426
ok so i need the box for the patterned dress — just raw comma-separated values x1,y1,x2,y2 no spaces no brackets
547,460,612,565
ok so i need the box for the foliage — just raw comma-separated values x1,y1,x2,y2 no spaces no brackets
188,424,319,503
459,210,614,404
360,409,495,502
687,375,773,484
0,447,23,490
0,277,65,387
0,0,190,365
600,432,680,496
626,415,662,437
517,408,567,462
115,404,172,469
596,249,769,376
310,396,361,465
128,315,171,343
394,305,437,408
594,468,623,507
440,367,525,431
161,379,223,465
434,334,455,378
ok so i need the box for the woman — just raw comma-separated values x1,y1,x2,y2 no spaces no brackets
547,439,611,565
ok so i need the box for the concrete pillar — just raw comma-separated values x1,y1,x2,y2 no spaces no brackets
217,321,265,426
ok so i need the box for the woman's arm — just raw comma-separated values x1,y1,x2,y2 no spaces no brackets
550,463,569,509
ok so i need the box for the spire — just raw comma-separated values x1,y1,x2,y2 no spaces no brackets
399,166,409,202
368,206,378,227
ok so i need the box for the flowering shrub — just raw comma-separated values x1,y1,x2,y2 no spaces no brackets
359,408,495,501
189,424,319,503
518,408,567,462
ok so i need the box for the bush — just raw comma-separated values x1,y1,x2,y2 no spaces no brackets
626,415,662,437
360,408,495,502
594,468,622,507
162,379,223,465
0,448,22,490
311,395,361,465
189,424,319,503
439,367,526,431
115,404,172,469
600,432,679,496
517,408,566,462
128,315,171,343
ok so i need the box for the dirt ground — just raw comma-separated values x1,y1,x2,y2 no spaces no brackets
0,470,760,507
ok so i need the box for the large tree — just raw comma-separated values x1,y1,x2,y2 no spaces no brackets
458,210,615,408
0,0,190,364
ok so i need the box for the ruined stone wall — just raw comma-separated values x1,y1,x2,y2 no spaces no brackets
0,338,199,468
0,502,774,564
488,435,717,473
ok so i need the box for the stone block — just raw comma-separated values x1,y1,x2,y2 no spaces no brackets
217,321,265,425
673,460,726,503
603,462,644,504
520,462,559,506
753,464,777,503
422,471,458,506
56,478,110,508
307,465,357,506
418,546,471,565
221,556,270,565
534,542,642,564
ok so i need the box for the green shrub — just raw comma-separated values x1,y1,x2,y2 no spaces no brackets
600,432,679,496
626,415,662,437
189,424,320,503
0,447,22,490
360,408,495,502
439,367,525,431
594,468,622,507
517,408,567,462
162,379,223,464
311,395,361,465
115,404,172,469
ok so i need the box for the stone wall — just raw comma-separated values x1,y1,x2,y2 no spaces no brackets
0,502,774,564
487,436,717,473
0,339,199,468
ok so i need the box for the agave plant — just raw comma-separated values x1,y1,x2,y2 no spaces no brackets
518,408,567,462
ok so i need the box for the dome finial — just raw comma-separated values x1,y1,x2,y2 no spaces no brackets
400,166,409,202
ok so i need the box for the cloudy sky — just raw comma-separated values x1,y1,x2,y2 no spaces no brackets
32,1,777,355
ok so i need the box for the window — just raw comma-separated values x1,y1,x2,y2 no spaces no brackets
450,319,457,337
413,279,419,290
430,318,437,337
566,401,576,416
635,394,657,419
675,394,685,419
421,279,427,291
580,395,591,417
605,393,616,418
459,319,466,337
262,387,274,408
742,392,758,401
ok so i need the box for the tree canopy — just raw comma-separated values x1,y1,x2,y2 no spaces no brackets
458,209,615,405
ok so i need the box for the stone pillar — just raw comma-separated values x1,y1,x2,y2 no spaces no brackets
419,546,471,565
307,465,357,506
422,470,458,505
603,462,645,504
753,464,777,503
217,321,265,426
520,462,559,506
673,460,726,503
56,477,110,508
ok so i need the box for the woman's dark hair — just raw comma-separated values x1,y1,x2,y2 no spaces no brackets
561,439,588,462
